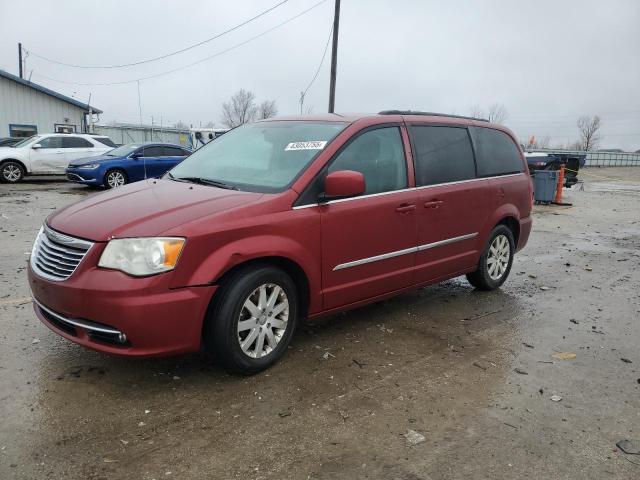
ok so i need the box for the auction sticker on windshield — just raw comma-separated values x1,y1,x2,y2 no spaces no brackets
285,141,327,151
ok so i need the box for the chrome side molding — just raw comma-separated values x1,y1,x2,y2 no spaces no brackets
333,232,478,271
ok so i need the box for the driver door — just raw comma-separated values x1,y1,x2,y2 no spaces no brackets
320,126,418,310
29,136,66,173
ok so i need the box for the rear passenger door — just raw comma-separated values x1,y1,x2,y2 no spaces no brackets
161,146,189,172
409,124,492,284
60,136,96,165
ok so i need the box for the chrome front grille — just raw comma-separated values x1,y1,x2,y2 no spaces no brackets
31,225,93,281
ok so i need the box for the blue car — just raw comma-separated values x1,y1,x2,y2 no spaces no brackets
66,143,192,189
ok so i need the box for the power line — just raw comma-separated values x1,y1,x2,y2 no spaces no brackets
25,0,289,69
299,23,333,111
30,0,328,87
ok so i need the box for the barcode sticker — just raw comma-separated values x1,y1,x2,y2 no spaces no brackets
285,141,327,151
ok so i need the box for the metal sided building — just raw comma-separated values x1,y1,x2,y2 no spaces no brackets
0,68,102,138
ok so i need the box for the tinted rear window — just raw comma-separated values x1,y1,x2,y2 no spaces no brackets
471,127,523,177
94,137,117,147
409,126,476,186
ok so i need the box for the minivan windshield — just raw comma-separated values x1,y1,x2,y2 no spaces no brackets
169,121,347,192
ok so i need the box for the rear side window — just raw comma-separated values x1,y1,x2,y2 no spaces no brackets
471,127,523,177
61,137,94,148
94,137,117,147
164,146,186,157
409,126,476,186
328,127,407,195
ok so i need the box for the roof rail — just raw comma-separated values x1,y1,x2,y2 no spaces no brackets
378,110,489,122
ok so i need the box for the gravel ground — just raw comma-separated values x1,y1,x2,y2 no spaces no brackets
1,168,639,479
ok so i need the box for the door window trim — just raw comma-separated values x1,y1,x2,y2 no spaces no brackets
292,172,525,210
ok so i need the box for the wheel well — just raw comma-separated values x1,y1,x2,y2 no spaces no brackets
497,217,520,246
212,256,311,318
0,158,27,173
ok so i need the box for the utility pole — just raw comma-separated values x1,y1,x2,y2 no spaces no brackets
327,0,340,113
18,43,23,79
137,80,143,126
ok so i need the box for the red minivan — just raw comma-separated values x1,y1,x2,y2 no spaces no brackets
28,111,532,373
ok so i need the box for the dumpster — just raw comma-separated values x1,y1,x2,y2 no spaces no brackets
533,170,558,203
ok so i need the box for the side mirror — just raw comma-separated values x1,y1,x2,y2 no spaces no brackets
32,144,42,149
130,152,142,159
323,170,365,200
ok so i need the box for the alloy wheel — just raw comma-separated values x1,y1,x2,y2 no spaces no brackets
107,171,125,188
2,164,21,182
487,234,510,280
237,283,289,359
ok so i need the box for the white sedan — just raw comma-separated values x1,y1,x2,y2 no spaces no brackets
0,133,116,183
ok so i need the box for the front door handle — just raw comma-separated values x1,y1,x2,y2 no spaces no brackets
424,200,444,209
396,203,416,214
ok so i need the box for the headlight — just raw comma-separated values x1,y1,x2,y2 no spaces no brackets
98,237,185,276
76,163,100,169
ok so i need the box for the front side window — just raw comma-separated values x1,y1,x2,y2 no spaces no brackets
38,136,63,148
170,121,348,192
409,126,476,186
61,137,93,148
139,146,164,157
472,127,524,177
328,126,407,195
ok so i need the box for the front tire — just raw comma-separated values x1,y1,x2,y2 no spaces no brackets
204,265,298,374
0,161,25,183
466,225,515,290
104,169,127,189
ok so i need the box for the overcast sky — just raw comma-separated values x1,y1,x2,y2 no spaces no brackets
1,0,639,149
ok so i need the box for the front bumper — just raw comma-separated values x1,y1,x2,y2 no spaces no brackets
66,170,102,185
28,256,216,357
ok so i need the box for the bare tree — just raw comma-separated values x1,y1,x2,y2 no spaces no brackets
204,121,215,128
486,103,508,124
576,115,601,151
537,136,551,149
258,100,278,120
469,104,483,119
469,103,508,124
221,89,258,128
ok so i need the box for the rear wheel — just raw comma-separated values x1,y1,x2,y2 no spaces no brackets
466,225,515,290
0,161,25,183
204,265,298,374
104,169,127,189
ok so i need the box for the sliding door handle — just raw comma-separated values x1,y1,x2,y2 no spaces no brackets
396,203,416,214
424,200,444,209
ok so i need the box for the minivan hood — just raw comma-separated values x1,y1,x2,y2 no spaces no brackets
47,179,263,241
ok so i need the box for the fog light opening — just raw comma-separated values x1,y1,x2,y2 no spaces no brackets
117,333,127,343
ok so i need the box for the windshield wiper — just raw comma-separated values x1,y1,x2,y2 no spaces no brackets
169,174,239,190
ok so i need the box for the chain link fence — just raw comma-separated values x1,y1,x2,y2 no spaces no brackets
525,149,640,167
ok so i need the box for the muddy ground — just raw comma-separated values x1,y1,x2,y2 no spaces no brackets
1,168,639,479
